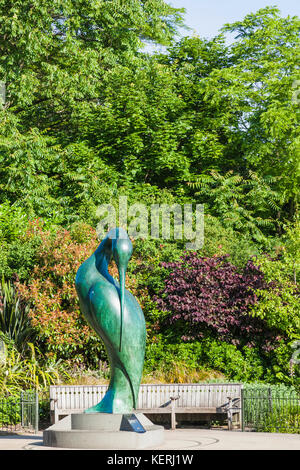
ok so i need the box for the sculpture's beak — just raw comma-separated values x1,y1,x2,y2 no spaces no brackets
118,264,126,352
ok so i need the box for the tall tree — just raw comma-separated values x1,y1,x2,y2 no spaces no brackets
163,7,299,223
204,7,300,220
0,0,185,219
0,0,184,132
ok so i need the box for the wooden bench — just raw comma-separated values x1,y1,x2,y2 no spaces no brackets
50,383,243,430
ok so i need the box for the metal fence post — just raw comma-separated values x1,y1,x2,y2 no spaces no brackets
20,391,24,428
268,387,272,413
241,388,245,432
35,391,39,434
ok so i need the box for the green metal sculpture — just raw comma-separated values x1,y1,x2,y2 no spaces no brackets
75,227,146,414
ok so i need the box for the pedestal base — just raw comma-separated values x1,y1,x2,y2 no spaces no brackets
43,413,164,449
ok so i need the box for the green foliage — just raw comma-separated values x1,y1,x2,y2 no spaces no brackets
250,249,300,341
0,204,42,281
0,278,35,352
0,202,36,280
83,57,191,185
0,131,59,219
210,7,300,219
0,202,29,244
189,170,283,242
144,335,266,382
0,333,62,395
0,395,21,425
200,215,261,266
199,339,266,382
0,130,118,225
1,0,183,109
160,7,299,223
281,222,300,284
1,5,298,226
2,235,41,282
0,3,299,389
247,241,300,384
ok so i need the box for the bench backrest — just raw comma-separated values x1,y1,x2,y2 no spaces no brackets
50,383,243,411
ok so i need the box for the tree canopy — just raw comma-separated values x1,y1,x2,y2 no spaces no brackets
0,3,299,386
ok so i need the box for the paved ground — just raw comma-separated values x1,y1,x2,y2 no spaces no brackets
0,428,300,450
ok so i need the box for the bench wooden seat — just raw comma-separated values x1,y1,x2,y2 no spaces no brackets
137,407,221,413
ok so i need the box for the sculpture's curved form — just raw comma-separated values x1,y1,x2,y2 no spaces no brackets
75,227,146,414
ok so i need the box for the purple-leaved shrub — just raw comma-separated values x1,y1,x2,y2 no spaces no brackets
156,253,283,351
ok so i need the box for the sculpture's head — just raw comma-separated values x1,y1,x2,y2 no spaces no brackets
111,228,133,272
107,227,133,351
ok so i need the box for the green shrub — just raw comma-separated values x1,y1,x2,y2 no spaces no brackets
0,395,21,425
0,333,63,395
144,335,266,383
0,278,35,353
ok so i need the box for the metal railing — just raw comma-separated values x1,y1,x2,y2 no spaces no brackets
241,388,300,433
0,391,39,433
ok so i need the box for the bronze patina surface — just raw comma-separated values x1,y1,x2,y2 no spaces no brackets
75,227,146,414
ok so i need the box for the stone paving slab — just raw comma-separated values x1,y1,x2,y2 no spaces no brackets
0,429,300,450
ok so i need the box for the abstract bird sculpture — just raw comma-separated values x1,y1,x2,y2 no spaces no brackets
75,227,146,414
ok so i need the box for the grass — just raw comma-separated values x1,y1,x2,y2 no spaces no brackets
60,361,225,385
142,362,225,384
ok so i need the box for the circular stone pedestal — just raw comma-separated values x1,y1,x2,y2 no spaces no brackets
43,413,164,449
